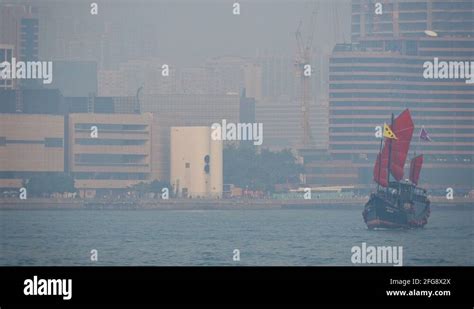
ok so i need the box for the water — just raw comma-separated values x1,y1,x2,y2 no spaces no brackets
0,207,472,266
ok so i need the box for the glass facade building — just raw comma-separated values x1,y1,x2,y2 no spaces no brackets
325,0,474,191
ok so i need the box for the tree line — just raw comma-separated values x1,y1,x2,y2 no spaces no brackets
224,145,302,192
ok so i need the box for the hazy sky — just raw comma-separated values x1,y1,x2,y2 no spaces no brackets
37,0,351,66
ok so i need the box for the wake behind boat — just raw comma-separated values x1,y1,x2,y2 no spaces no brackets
363,109,431,229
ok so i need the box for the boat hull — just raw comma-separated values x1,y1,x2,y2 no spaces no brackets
363,191,430,229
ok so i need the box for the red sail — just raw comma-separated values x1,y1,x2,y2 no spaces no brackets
409,155,423,185
373,109,414,186
374,150,388,187
390,109,414,181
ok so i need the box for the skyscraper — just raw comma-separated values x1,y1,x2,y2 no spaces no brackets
351,0,474,41
0,4,39,62
0,44,15,90
0,3,39,89
327,0,474,191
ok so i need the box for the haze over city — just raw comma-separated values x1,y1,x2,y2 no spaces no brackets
0,0,473,267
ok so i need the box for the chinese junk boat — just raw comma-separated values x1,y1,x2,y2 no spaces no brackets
363,109,430,229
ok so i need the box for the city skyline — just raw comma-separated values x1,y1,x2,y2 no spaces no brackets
0,0,473,195
0,0,473,280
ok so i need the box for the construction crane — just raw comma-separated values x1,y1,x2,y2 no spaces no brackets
295,1,318,149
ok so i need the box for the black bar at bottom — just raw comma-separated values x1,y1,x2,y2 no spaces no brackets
0,267,472,306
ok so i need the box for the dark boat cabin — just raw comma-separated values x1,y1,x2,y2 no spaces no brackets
387,181,427,203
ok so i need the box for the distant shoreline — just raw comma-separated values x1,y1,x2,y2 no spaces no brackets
0,197,472,210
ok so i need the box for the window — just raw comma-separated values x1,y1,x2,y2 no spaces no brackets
75,138,146,146
45,138,63,147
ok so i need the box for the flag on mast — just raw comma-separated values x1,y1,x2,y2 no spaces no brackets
419,127,432,142
383,123,397,139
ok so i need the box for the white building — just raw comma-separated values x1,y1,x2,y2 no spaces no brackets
170,126,223,198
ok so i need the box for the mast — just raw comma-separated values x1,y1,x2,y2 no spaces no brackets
386,113,394,194
376,138,383,192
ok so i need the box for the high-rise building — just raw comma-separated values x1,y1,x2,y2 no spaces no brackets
204,56,263,98
257,53,296,100
205,56,246,95
256,97,301,150
240,89,256,124
325,0,474,191
242,62,262,101
328,39,474,190
19,16,39,62
254,49,333,151
0,3,40,89
351,0,474,42
0,4,39,62
255,95,329,151
0,44,15,89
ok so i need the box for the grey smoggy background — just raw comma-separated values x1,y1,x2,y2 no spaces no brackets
35,0,350,67
0,0,473,266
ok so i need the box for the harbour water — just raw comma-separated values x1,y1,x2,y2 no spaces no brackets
0,206,472,266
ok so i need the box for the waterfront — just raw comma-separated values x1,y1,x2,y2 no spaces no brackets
1,206,472,266
1,196,472,210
